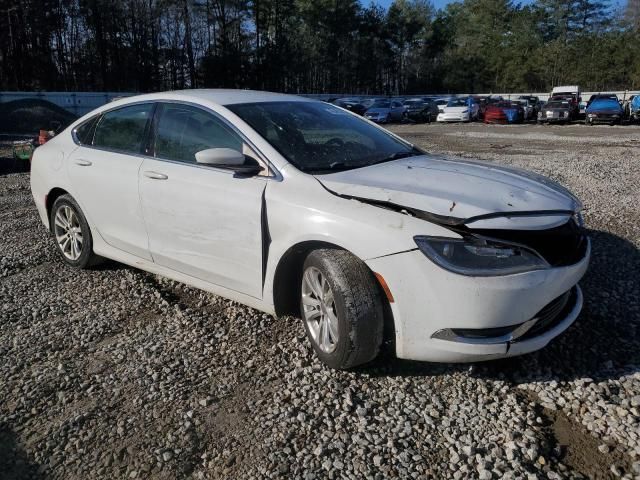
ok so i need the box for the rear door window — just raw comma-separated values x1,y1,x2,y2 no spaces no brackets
153,104,242,164
93,104,153,154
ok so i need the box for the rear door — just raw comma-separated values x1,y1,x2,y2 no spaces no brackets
67,103,154,260
139,103,267,298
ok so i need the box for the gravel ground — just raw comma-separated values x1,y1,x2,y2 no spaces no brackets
1,122,639,479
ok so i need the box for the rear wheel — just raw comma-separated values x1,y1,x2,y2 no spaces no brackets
50,194,102,268
300,249,384,369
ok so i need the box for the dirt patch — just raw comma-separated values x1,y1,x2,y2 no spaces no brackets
517,390,634,479
549,408,635,479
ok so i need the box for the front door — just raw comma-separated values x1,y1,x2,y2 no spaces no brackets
139,103,266,298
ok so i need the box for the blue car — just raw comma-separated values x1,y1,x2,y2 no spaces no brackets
363,99,406,123
585,98,623,125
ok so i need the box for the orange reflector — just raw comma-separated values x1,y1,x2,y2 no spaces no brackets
374,272,394,303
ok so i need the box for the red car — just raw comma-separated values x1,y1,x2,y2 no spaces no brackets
484,102,525,124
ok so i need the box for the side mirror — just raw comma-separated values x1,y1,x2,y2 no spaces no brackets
195,148,263,175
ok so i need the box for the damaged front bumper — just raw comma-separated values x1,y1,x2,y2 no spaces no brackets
366,238,590,363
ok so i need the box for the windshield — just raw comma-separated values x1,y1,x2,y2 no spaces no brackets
404,100,423,106
227,101,420,174
546,102,568,109
447,98,468,107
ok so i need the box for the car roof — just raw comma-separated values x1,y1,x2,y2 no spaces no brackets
111,89,313,107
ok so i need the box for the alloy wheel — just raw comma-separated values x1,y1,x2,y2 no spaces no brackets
53,205,83,261
301,266,339,353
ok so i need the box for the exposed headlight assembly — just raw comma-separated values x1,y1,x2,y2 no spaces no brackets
414,235,549,276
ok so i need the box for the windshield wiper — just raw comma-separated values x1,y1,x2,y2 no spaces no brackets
305,161,358,174
370,150,421,166
308,149,423,174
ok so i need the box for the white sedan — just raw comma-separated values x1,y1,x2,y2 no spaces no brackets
437,97,479,122
31,90,590,369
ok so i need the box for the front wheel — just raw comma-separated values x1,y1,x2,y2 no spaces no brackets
300,249,384,369
50,194,102,268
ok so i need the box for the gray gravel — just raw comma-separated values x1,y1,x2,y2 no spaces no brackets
1,122,639,479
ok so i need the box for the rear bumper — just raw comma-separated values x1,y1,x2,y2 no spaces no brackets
366,239,590,363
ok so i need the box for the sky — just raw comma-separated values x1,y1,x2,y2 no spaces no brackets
371,0,626,12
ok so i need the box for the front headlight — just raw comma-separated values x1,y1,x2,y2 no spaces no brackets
414,235,549,276
573,211,585,228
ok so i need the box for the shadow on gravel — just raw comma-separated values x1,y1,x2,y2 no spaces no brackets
363,228,640,384
0,155,31,176
0,427,43,480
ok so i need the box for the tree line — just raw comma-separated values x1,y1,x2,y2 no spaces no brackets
1,0,639,95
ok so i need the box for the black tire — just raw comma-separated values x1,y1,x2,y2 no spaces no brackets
50,194,102,269
299,249,384,369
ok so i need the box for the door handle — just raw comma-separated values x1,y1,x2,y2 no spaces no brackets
75,159,92,166
143,171,168,180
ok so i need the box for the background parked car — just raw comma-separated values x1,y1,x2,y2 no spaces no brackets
586,93,619,108
515,99,536,121
364,99,406,123
585,98,624,125
471,96,489,119
484,101,525,124
331,97,368,116
627,94,640,122
550,86,581,120
433,98,450,113
518,95,540,118
437,97,479,122
548,95,580,120
538,99,572,124
403,98,439,123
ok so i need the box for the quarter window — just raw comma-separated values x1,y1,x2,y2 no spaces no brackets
154,104,242,164
74,115,99,145
93,104,153,153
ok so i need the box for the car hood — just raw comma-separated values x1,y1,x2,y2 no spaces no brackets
315,155,581,228
587,107,622,114
365,108,390,115
442,106,468,113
